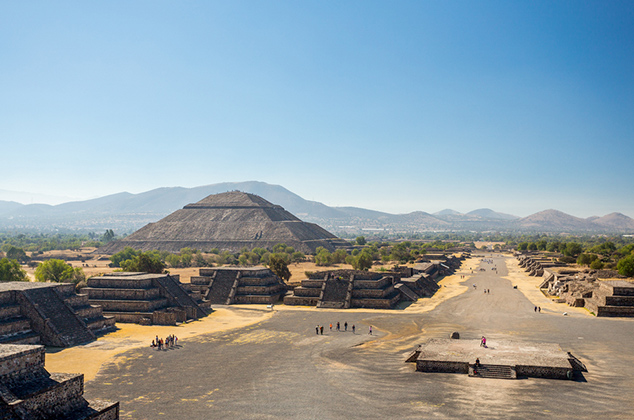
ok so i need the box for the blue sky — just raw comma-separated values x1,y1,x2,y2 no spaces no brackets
1,1,633,217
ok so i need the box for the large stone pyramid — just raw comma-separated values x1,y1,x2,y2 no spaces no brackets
101,191,346,254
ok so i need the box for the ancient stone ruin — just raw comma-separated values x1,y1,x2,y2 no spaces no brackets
284,255,465,309
0,344,119,419
407,338,586,380
190,267,287,305
84,272,211,325
99,191,348,254
518,255,634,317
0,282,115,347
284,269,401,309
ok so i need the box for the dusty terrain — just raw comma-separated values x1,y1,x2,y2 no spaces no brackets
44,255,634,419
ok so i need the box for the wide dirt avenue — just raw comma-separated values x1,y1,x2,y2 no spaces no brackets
77,255,634,419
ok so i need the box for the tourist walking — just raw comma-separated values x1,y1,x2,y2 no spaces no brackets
316,326,319,335
344,322,348,332
352,325,355,334
320,325,324,335
369,326,373,335
329,323,332,331
336,322,340,331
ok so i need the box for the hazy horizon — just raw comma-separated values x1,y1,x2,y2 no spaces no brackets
2,2,633,218
1,182,633,220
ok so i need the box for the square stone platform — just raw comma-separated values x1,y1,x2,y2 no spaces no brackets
408,338,580,380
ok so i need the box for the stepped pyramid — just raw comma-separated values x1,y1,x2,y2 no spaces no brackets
101,191,347,254
0,282,115,348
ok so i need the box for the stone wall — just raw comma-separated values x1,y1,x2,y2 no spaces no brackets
0,344,119,419
515,365,571,379
416,360,469,374
0,344,44,377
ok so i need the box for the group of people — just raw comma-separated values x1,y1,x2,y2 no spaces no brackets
534,306,542,313
315,321,367,335
151,334,178,350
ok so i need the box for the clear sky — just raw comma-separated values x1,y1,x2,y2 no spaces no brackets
1,1,633,217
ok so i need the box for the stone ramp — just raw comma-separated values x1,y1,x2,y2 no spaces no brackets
20,288,95,347
155,275,208,318
206,270,238,304
318,277,349,309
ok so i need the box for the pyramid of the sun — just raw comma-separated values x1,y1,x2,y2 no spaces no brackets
101,191,347,254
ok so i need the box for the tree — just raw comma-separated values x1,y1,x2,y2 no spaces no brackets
314,247,333,266
110,247,140,267
347,252,372,270
102,229,116,243
0,258,28,282
120,252,165,274
577,253,598,266
268,254,291,281
35,259,79,283
6,246,29,263
617,255,634,277
355,236,367,246
589,259,604,270
564,242,583,258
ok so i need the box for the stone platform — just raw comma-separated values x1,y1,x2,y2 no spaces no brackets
408,338,584,380
0,344,119,419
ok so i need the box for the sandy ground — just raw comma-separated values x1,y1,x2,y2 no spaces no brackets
45,308,273,381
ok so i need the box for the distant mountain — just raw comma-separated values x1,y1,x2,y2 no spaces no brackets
0,182,632,234
466,208,519,220
592,212,634,230
517,209,595,231
0,189,76,205
433,209,463,216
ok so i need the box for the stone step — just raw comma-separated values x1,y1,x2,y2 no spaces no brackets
0,304,22,319
0,317,31,337
0,330,40,345
206,271,237,304
469,364,517,379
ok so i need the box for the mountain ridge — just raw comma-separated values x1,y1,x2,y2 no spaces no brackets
0,182,632,234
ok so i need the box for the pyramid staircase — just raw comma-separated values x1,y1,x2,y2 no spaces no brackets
205,270,239,304
317,277,350,309
20,288,95,347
